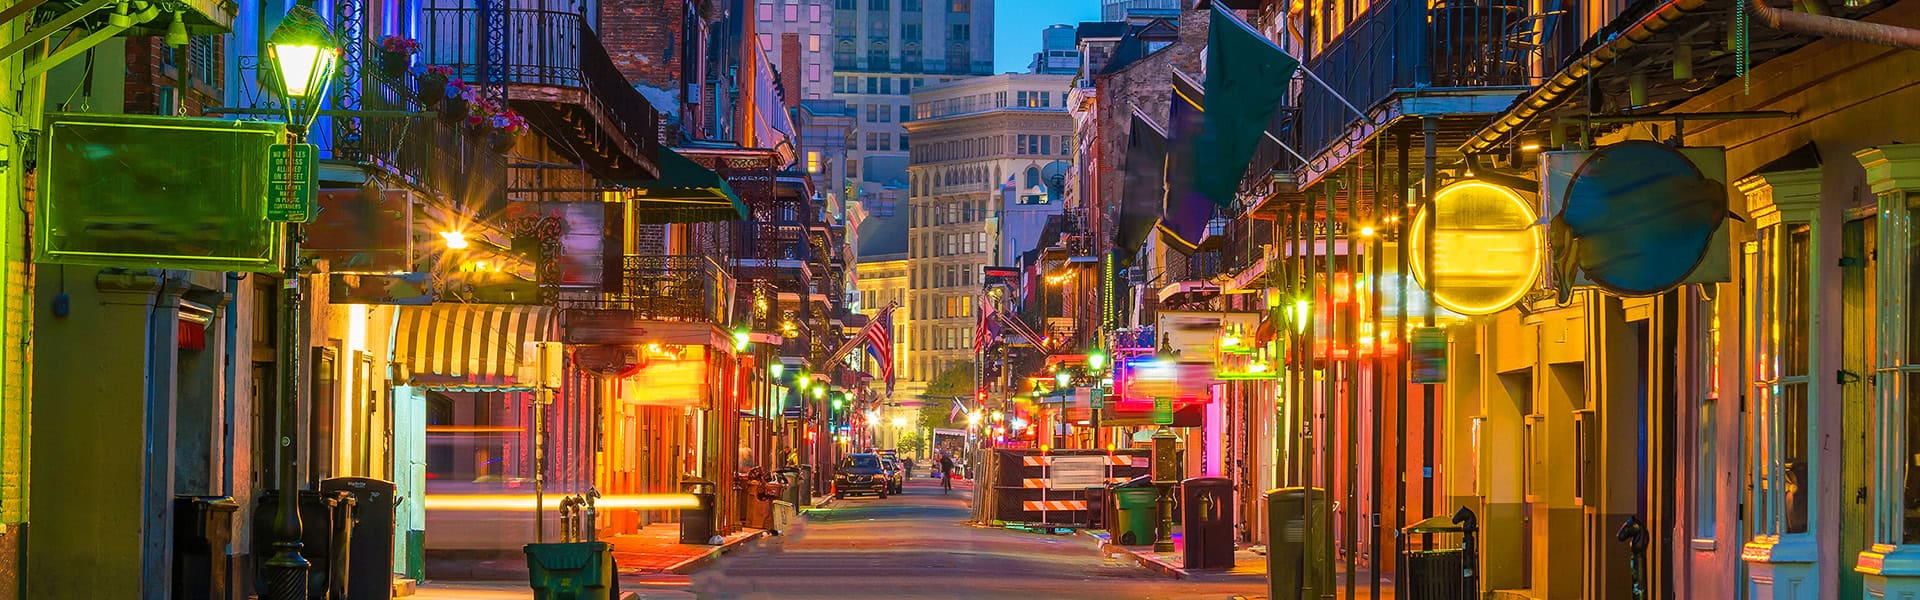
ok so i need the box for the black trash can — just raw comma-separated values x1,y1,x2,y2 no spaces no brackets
1399,510,1479,600
253,490,353,600
680,477,718,545
173,496,239,600
322,477,396,600
1266,487,1330,600
795,464,814,506
1181,477,1235,569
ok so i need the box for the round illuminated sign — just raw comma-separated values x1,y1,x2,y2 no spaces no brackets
1408,181,1542,315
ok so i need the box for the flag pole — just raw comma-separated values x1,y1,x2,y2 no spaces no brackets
1264,130,1313,165
1298,65,1375,126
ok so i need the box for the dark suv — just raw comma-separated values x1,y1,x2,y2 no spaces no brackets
834,453,889,499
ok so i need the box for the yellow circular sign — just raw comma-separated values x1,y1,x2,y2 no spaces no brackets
1408,181,1542,315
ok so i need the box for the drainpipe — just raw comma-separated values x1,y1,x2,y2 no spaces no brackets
1747,0,1920,50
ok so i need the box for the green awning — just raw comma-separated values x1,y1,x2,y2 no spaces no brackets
622,147,749,224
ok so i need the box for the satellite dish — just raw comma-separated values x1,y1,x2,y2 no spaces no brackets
1555,141,1728,299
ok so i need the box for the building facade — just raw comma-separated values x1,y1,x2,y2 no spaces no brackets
829,0,992,216
754,0,837,101
903,73,1072,384
1028,24,1079,75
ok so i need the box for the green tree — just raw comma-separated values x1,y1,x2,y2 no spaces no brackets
897,429,927,456
917,361,974,432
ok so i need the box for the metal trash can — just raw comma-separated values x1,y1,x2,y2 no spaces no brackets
680,476,718,545
1111,485,1160,546
1266,487,1330,600
524,541,614,600
1181,477,1234,569
173,496,239,600
253,490,354,600
795,464,814,506
1084,486,1109,530
776,468,804,506
322,477,396,600
1399,508,1480,600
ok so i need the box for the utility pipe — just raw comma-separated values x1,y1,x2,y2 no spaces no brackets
1747,0,1920,50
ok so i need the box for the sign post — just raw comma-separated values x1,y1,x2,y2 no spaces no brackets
267,143,317,223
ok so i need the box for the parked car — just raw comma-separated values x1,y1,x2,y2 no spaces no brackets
834,453,889,499
880,456,904,493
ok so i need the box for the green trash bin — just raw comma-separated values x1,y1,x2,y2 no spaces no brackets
1111,487,1160,546
524,541,614,600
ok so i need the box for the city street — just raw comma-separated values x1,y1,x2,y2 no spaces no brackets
655,478,1266,600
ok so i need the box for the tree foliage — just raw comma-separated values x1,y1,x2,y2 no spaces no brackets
916,361,974,432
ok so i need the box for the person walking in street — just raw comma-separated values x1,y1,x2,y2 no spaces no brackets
902,456,915,480
939,453,955,494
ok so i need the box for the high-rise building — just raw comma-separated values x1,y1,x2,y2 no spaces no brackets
1028,24,1080,75
753,0,837,101
901,73,1072,385
1100,0,1183,22
829,0,993,218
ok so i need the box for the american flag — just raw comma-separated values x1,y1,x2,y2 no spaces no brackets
974,293,1002,352
864,307,896,395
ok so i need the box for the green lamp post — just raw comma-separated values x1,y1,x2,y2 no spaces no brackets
262,6,338,600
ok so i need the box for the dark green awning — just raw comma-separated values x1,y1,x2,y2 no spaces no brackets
622,148,748,224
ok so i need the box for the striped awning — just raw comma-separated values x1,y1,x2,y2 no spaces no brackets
395,304,558,386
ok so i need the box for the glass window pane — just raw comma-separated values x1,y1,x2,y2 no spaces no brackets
1785,225,1812,377
1784,382,1810,533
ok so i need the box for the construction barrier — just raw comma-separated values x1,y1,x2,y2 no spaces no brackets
988,448,1150,526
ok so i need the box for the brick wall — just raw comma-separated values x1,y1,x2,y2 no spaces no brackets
1090,9,1208,258
780,33,801,109
123,36,224,116
601,0,686,89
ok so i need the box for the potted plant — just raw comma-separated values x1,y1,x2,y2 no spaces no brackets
378,35,418,79
419,65,453,108
440,78,471,124
488,111,530,153
465,96,503,135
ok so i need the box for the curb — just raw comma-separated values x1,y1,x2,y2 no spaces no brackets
662,529,770,575
1086,531,1190,579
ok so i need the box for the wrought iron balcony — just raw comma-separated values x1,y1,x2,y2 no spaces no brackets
560,255,733,325
1294,0,1576,160
422,7,661,180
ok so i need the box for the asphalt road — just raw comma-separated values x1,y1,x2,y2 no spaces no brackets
649,476,1267,600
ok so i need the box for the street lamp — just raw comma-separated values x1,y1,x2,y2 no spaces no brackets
263,5,338,600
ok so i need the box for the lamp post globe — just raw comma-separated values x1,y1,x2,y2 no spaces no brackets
266,5,339,134
261,6,337,600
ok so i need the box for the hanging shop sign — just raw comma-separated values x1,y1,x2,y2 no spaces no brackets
1156,311,1260,361
306,188,412,272
38,113,285,272
328,272,432,305
1410,327,1448,384
1408,181,1542,315
1542,143,1731,301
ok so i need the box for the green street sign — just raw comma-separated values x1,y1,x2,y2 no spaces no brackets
267,143,316,222
1153,397,1173,425
1090,386,1105,409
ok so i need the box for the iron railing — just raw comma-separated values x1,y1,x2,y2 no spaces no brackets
561,255,733,324
1295,0,1577,159
421,7,661,167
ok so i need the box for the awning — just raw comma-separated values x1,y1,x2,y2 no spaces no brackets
620,147,749,224
396,304,558,386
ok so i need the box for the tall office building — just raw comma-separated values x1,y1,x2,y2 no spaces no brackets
1028,24,1079,75
902,73,1073,384
1100,0,1182,22
753,0,838,101
829,0,993,218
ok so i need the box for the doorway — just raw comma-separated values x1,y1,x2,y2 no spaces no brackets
1839,217,1877,600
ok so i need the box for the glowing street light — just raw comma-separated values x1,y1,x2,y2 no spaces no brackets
1088,351,1108,371
438,230,469,249
891,416,907,428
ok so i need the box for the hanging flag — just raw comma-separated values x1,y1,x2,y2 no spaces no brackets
974,293,998,352
1117,111,1168,255
1194,7,1300,208
1159,73,1213,250
950,398,966,422
863,308,896,395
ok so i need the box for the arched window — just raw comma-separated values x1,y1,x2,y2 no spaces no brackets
1025,167,1041,188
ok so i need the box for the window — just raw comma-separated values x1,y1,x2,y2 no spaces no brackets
881,78,893,94
900,105,913,122
903,24,921,41
904,0,922,10
810,4,822,21
865,104,878,122
866,77,880,93
758,2,774,20
951,0,969,11
951,24,970,41
760,33,774,51
836,0,855,8
1750,223,1814,535
807,63,821,81
809,34,822,52
869,0,888,9
899,134,909,150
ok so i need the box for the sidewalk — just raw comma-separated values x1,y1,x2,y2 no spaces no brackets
1083,529,1267,581
609,522,768,574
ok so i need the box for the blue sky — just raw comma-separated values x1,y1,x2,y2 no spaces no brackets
994,0,1101,73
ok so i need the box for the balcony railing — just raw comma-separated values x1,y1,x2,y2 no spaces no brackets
422,7,661,174
1295,0,1575,159
561,255,733,325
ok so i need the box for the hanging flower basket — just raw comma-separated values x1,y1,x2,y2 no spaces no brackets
440,78,474,124
378,36,419,79
486,111,530,153
418,66,452,109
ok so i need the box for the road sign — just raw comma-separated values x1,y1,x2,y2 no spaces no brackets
1048,456,1107,489
267,143,316,222
1090,386,1105,409
1153,397,1173,425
